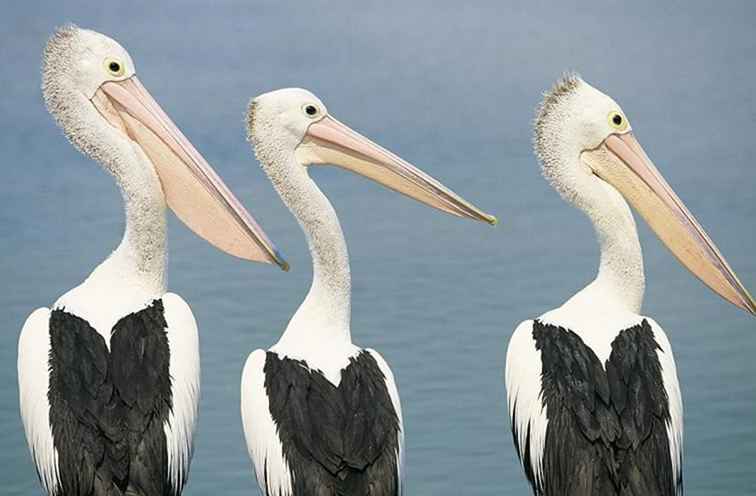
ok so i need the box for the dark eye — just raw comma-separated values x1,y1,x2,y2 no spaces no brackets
608,110,628,130
104,58,125,77
305,105,318,116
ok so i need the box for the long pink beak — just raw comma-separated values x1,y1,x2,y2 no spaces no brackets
298,115,497,225
92,76,288,270
583,132,754,314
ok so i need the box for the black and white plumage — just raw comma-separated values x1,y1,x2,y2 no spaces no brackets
19,296,199,496
18,26,283,496
505,74,754,496
507,317,682,496
242,89,493,495
242,349,402,496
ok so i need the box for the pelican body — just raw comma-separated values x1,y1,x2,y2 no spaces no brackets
505,75,754,496
18,26,284,496
241,89,495,495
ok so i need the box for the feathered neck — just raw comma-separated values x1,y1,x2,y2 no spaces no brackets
249,103,352,350
534,74,645,312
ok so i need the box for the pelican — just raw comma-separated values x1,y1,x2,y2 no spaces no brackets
17,26,286,496
241,88,495,495
505,74,755,496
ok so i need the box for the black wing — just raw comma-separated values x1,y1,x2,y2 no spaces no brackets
47,300,176,496
526,319,681,496
264,350,401,496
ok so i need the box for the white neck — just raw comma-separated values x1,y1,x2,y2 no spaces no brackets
580,180,645,312
539,175,645,363
54,139,168,341
46,78,169,340
86,143,167,297
557,159,645,314
268,153,352,350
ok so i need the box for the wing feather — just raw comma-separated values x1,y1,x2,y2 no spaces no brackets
366,349,404,495
18,307,59,494
241,350,293,496
505,319,548,490
162,293,200,494
646,318,684,494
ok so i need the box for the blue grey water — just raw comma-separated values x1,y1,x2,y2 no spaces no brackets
1,1,754,494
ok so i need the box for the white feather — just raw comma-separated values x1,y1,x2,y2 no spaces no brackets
18,307,59,494
505,319,548,489
366,349,405,495
162,293,200,493
53,265,163,348
648,318,684,494
241,350,293,496
539,293,641,366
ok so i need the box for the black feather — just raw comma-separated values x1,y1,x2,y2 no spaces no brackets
263,350,400,496
47,300,177,496
521,319,680,496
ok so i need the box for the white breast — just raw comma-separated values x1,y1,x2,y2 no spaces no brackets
53,261,162,348
539,283,644,364
270,335,360,386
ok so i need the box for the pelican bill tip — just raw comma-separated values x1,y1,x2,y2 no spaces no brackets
269,247,290,272
276,257,291,272
746,294,756,317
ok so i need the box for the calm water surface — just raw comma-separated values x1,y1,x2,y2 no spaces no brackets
2,1,754,494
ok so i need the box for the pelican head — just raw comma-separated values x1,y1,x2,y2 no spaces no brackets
247,88,497,225
42,25,286,269
535,73,754,315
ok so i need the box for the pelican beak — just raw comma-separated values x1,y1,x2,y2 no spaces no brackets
295,115,497,225
581,132,755,314
91,76,288,271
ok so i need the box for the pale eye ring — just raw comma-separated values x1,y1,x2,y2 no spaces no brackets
104,58,125,77
608,111,628,131
302,104,320,118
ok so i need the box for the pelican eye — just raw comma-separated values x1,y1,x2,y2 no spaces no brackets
608,111,628,131
303,104,319,118
105,58,125,77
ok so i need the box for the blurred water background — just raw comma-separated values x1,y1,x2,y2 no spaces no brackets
1,1,754,494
